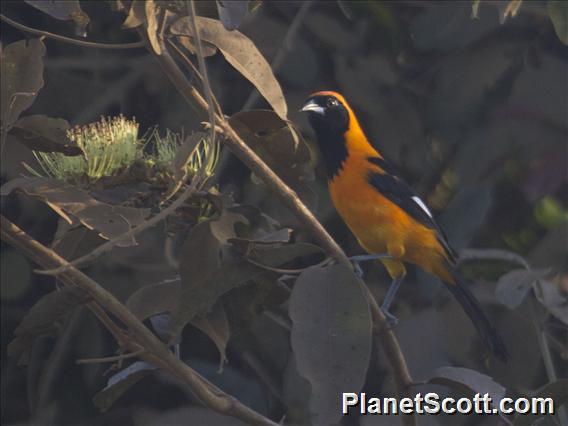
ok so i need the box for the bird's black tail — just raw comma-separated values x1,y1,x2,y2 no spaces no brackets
444,272,509,362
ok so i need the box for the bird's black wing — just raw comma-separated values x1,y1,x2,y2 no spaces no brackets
367,156,458,263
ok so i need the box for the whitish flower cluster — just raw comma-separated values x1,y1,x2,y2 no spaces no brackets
34,115,140,182
31,116,219,185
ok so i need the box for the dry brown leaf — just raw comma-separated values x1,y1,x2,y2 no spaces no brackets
289,263,372,425
145,0,162,55
162,132,206,202
1,39,45,131
229,110,313,189
170,17,287,120
0,177,151,247
8,287,90,365
122,0,146,29
9,115,82,155
191,302,230,372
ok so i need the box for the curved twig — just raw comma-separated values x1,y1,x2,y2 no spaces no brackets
166,37,223,117
0,14,145,50
459,248,531,270
187,1,216,147
243,255,333,275
76,350,147,365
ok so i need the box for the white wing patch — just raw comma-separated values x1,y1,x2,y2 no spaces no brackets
411,196,433,218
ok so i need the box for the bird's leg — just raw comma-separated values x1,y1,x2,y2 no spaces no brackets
349,253,391,277
380,275,405,326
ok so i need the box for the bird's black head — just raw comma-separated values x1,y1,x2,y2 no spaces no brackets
301,91,352,179
301,92,350,134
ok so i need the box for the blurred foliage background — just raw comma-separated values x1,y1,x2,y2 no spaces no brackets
1,1,567,425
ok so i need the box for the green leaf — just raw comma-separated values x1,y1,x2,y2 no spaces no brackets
439,182,493,250
229,110,314,190
0,249,32,302
228,228,293,253
495,268,550,309
427,367,506,408
170,211,259,338
126,278,231,370
162,132,208,201
459,248,531,269
126,279,182,321
535,279,568,325
170,17,288,120
250,242,324,267
51,221,104,260
171,209,324,339
514,379,568,426
24,0,90,37
8,287,90,365
548,1,568,45
223,275,290,334
9,115,82,155
216,0,250,30
191,302,230,372
471,0,481,18
0,177,151,247
1,39,45,132
289,263,372,425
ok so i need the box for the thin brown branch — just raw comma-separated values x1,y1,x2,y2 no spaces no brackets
459,248,531,270
76,350,147,365
0,216,279,426
166,37,223,116
187,0,216,147
367,290,415,426
139,27,210,116
0,14,145,50
243,255,333,275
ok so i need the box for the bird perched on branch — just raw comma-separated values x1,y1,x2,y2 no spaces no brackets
301,91,508,362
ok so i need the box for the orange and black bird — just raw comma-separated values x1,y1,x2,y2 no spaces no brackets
301,91,508,362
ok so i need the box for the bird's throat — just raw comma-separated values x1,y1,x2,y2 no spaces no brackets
309,118,349,180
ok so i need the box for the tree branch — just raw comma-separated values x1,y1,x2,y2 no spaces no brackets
76,350,147,365
187,0,216,147
0,215,278,426
0,14,145,50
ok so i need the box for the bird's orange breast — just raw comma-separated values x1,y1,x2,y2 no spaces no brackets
329,152,407,254
328,152,452,281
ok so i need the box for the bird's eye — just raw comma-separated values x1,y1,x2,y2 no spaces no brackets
327,98,339,108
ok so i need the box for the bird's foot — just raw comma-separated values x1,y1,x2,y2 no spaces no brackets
348,254,391,278
380,308,399,327
352,260,364,278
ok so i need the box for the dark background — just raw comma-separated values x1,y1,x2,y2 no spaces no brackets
1,1,566,425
